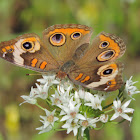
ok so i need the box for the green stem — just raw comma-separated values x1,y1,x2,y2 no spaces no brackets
46,98,55,111
83,128,90,140
77,127,82,140
118,92,123,99
77,128,90,140
94,123,105,130
103,102,113,110
121,97,126,103
111,119,125,124
46,99,52,105
51,85,57,91
104,108,114,114
118,90,122,98
35,103,46,111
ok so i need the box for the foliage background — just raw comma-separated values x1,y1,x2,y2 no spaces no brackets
0,0,140,140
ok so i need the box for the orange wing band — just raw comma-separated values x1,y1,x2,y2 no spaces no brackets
81,76,90,83
40,61,47,69
31,58,38,67
75,73,83,80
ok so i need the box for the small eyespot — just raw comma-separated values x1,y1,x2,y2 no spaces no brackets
50,33,65,46
22,41,34,51
8,49,13,53
107,79,116,87
99,41,109,49
97,50,115,62
71,32,81,40
107,81,112,85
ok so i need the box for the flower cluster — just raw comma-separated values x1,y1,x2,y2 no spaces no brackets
20,74,139,137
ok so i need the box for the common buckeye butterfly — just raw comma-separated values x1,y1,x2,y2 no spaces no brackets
0,24,126,91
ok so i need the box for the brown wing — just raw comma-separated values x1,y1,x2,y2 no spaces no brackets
0,33,59,72
68,32,126,91
68,62,124,91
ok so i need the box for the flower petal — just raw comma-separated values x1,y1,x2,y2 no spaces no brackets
122,100,131,109
123,108,134,113
76,114,86,120
73,127,78,136
60,115,71,122
120,113,132,122
110,112,120,121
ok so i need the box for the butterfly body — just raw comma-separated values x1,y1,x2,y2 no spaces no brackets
0,24,126,91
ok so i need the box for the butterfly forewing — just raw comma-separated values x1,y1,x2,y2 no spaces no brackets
42,24,93,65
0,33,59,72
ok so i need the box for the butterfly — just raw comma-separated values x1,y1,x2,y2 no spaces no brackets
0,24,126,91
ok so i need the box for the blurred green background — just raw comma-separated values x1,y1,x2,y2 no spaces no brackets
0,0,140,140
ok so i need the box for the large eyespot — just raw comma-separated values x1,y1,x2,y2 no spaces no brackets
103,69,113,75
71,32,81,40
50,33,65,46
101,68,114,77
99,41,109,49
22,41,34,51
97,50,115,62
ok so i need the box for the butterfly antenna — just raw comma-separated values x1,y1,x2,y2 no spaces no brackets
26,73,42,76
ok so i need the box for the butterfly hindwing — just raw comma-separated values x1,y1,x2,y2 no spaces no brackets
68,62,124,91
68,32,126,91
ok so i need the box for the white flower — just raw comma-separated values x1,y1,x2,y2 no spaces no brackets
100,114,108,123
58,98,85,123
20,86,38,105
124,76,140,99
50,91,64,105
50,84,72,106
79,113,99,136
36,109,59,134
50,80,73,106
62,119,80,136
59,79,74,92
110,100,134,122
74,90,81,103
50,91,62,105
74,88,94,102
76,88,85,99
39,109,59,128
37,74,60,85
57,84,71,98
36,125,52,134
84,92,95,102
85,94,103,110
35,83,49,99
